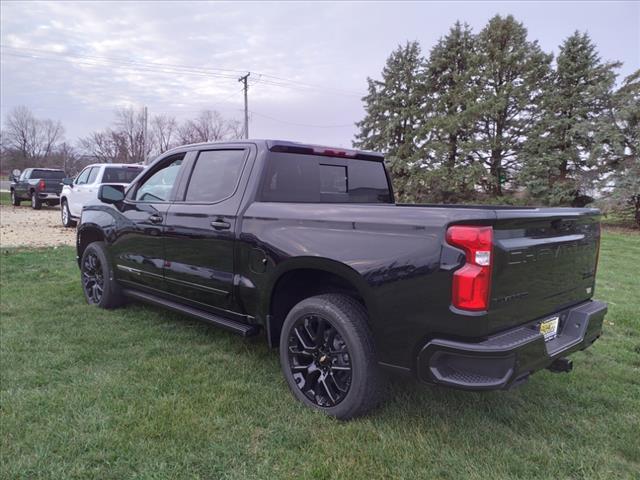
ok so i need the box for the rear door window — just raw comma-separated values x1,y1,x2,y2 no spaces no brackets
183,150,246,203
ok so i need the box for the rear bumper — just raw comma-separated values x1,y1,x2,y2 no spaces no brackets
416,300,607,390
37,192,61,201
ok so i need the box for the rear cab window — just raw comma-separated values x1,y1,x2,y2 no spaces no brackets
32,169,66,181
260,152,392,203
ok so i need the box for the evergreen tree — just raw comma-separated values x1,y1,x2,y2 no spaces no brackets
416,21,483,202
473,15,552,196
607,70,640,225
521,31,621,205
354,42,425,201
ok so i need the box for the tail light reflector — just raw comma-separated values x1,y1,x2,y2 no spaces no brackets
446,225,494,311
38,179,46,190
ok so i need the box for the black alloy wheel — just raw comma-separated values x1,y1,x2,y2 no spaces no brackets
287,314,352,407
82,251,104,304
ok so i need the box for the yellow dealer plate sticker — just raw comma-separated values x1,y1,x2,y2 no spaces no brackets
540,316,559,342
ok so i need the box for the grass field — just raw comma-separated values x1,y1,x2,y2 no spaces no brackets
1,233,639,479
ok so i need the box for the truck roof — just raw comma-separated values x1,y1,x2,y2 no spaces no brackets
161,139,385,162
83,163,145,169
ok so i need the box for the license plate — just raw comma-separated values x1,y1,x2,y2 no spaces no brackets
540,316,559,341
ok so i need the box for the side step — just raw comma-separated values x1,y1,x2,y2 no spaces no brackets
123,289,260,337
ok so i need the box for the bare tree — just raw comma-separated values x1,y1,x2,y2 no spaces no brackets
115,107,154,163
79,107,154,164
79,130,126,163
176,109,241,145
2,105,64,160
226,119,244,140
151,114,178,154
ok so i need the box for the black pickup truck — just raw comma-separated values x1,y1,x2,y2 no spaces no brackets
76,140,606,419
10,167,66,209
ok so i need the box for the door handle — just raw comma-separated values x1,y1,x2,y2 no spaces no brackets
148,214,163,224
210,219,231,230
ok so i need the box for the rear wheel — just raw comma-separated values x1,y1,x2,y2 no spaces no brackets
10,190,20,206
279,294,382,420
31,191,41,210
61,200,76,227
81,241,124,309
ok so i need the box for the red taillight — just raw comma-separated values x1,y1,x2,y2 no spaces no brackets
446,225,494,311
38,179,46,190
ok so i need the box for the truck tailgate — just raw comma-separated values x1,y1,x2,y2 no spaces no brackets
488,209,600,333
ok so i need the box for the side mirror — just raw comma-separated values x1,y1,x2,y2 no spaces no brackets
98,184,125,204
62,177,74,186
10,169,20,181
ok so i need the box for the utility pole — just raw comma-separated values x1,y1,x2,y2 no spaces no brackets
238,73,250,139
142,105,148,164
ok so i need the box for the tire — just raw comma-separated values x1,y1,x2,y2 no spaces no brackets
31,191,41,210
80,241,124,309
10,190,20,206
279,293,382,420
61,200,76,227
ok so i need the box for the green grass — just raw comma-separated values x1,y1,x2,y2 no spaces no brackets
1,233,639,479
0,191,10,205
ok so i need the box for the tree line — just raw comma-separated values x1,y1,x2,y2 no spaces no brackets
0,105,242,174
354,15,639,225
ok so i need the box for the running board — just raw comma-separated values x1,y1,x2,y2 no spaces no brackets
122,289,260,337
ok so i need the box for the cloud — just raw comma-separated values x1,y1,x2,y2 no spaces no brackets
1,1,638,148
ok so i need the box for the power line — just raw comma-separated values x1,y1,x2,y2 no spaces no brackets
0,44,244,78
1,51,238,81
249,110,353,129
1,44,363,97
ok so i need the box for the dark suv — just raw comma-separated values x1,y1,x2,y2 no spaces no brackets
76,140,606,419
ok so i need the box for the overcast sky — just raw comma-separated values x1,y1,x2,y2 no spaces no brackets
1,1,638,148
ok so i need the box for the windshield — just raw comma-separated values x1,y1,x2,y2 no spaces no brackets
32,169,65,180
102,166,143,184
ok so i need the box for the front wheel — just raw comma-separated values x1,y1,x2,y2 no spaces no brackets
81,241,124,309
10,190,20,206
31,191,41,210
279,294,382,420
61,200,76,227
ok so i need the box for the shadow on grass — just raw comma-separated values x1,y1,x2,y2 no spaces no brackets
127,299,608,439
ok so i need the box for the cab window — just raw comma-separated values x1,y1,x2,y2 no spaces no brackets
183,150,246,203
75,168,91,185
134,157,183,202
87,167,100,184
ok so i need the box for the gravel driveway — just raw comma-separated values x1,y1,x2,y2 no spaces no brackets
0,204,75,248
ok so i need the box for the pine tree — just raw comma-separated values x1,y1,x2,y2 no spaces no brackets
417,21,483,202
607,70,640,225
521,31,621,205
473,15,552,196
353,42,425,201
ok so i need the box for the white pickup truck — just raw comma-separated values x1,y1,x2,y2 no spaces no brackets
60,163,144,227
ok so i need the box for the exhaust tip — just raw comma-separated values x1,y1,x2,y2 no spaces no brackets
548,357,573,374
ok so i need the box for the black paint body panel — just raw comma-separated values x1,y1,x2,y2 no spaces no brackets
77,140,605,376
